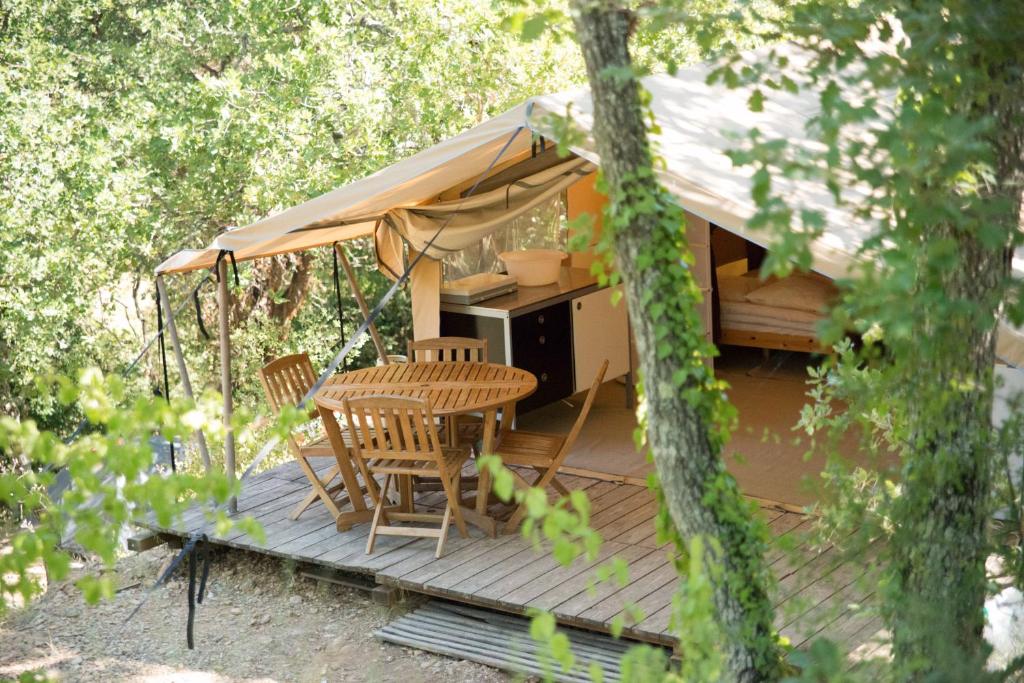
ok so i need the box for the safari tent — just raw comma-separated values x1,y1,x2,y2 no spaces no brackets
154,41,1024,494
146,44,1023,657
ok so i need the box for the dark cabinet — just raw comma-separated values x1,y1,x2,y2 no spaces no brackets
509,301,573,414
440,269,631,416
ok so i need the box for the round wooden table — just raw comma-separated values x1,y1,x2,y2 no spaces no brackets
315,361,537,535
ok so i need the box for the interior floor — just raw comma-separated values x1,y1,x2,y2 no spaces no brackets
518,346,887,508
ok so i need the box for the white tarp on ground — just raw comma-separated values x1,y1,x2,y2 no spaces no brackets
156,44,1024,364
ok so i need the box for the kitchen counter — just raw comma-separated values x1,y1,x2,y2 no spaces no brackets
440,266,630,414
440,267,602,318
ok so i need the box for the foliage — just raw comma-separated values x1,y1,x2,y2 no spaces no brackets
0,0,587,439
705,0,1024,679
0,368,266,613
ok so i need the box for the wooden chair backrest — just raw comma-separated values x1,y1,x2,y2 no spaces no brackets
560,359,610,457
342,396,444,465
259,353,318,422
407,336,488,363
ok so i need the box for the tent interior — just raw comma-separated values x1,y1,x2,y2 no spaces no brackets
453,170,876,509
423,167,870,509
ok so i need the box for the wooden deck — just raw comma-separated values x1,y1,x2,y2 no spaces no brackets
144,457,886,658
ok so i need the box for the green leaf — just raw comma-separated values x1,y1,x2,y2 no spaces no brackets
748,89,765,112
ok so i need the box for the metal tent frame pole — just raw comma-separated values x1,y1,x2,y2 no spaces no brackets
156,275,213,473
334,243,391,365
217,258,237,513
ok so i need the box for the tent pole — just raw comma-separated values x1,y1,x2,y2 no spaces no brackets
156,275,213,473
334,243,391,365
217,258,237,513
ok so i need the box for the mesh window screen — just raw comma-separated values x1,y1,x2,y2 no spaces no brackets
442,193,567,281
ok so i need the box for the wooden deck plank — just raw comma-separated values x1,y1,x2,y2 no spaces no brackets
313,527,375,565
766,514,814,564
777,545,879,645
386,533,520,586
452,488,652,604
166,476,299,532
272,518,345,556
615,573,680,634
249,506,338,552
216,485,313,542
579,559,678,624
523,543,652,612
550,548,669,619
772,545,840,605
441,542,550,597
780,575,874,648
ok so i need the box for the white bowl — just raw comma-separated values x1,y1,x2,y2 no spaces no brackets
499,249,567,287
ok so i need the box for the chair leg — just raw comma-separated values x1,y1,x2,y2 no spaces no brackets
290,488,320,520
441,471,469,539
366,474,392,555
399,474,414,513
291,464,343,520
295,458,343,521
436,502,453,559
500,469,539,534
504,502,531,534
534,467,570,497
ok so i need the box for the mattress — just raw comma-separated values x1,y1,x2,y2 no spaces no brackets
718,270,836,338
720,312,818,335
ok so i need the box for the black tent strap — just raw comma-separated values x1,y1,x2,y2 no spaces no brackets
531,134,546,157
125,531,210,650
228,251,240,287
193,287,211,340
185,539,212,649
156,286,176,472
331,242,348,371
213,249,240,287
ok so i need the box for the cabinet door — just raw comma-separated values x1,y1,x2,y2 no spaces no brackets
511,301,574,414
572,286,630,392
440,311,509,364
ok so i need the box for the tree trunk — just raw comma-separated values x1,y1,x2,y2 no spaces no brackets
228,251,314,330
192,252,314,341
569,3,782,680
889,30,1024,676
891,227,1005,675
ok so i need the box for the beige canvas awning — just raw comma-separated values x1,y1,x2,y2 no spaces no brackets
155,105,538,275
156,43,1024,364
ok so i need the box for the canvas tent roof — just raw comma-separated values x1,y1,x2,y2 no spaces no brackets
156,44,1024,366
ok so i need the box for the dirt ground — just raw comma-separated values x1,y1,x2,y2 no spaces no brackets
0,539,516,682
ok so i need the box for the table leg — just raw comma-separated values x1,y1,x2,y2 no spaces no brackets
475,408,498,519
399,473,414,513
460,405,499,540
332,448,378,531
499,401,516,435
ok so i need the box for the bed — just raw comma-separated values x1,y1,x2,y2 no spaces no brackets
715,270,838,353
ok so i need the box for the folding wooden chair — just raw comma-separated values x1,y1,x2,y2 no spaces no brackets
407,337,489,447
342,396,471,558
406,336,489,363
494,359,609,533
259,353,349,521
